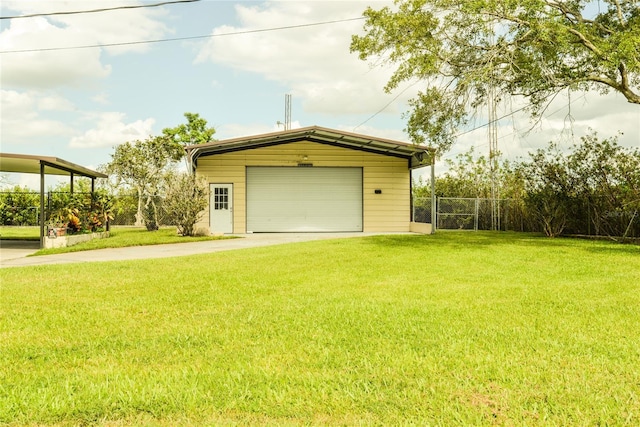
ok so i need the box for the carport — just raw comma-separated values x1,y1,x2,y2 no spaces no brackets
0,153,107,248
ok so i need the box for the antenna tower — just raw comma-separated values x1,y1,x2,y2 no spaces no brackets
284,94,292,130
488,84,500,231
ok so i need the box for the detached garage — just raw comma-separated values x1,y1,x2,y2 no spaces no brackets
186,126,431,234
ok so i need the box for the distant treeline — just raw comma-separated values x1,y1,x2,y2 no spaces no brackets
414,132,640,241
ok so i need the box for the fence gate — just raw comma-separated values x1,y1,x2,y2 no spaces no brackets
437,198,479,230
437,198,512,231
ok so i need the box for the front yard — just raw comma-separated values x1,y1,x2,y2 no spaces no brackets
1,232,639,425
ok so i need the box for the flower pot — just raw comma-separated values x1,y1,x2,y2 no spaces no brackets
46,226,67,238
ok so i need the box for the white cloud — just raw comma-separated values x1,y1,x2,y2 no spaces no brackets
195,1,408,116
69,112,155,148
91,92,110,105
0,17,112,89
0,1,170,89
0,89,76,142
217,122,284,140
37,94,76,111
346,124,410,143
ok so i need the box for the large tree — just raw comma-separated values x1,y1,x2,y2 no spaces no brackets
107,135,182,229
351,0,640,153
105,112,215,228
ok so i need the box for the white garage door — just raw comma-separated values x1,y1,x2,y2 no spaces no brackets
247,167,363,232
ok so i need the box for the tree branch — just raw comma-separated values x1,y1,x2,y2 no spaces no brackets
566,27,605,57
613,0,627,28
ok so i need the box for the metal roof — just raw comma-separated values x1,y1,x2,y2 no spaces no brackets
186,125,434,169
0,153,107,179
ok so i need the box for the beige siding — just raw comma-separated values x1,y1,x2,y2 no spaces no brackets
195,141,411,233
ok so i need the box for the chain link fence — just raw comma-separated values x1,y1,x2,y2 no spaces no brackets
412,196,432,224
436,197,536,232
437,198,478,230
412,196,537,232
0,192,173,227
109,195,172,226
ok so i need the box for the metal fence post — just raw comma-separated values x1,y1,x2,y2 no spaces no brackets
474,198,479,231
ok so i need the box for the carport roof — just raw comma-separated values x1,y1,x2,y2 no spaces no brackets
0,153,107,179
186,125,434,169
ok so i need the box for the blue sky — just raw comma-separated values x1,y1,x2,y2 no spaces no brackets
1,0,639,189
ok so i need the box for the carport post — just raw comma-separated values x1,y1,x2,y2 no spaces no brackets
39,162,45,248
431,154,436,234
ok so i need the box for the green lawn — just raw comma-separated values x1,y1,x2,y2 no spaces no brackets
0,226,39,241
0,226,235,256
1,232,639,425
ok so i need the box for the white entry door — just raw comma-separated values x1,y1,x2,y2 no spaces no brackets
210,184,233,233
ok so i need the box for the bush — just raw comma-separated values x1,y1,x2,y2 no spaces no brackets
163,173,208,236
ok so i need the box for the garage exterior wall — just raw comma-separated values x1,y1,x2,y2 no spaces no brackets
194,141,410,233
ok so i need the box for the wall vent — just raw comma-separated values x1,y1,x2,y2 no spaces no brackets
297,163,313,167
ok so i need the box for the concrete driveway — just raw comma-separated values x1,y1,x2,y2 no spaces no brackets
0,232,410,269
0,240,40,263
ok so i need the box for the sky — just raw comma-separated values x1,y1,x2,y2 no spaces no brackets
1,0,639,189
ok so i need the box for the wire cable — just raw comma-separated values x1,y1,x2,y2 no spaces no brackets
353,82,418,131
0,0,200,20
0,17,365,54
438,91,587,161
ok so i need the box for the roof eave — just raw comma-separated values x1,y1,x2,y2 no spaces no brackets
0,153,108,179
186,126,433,168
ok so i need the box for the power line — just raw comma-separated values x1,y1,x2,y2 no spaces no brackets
0,17,365,54
454,103,530,139
439,91,588,161
453,91,587,140
353,81,418,131
0,0,200,20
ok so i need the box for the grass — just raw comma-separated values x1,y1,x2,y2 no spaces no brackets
1,232,639,425
0,226,39,241
0,226,236,256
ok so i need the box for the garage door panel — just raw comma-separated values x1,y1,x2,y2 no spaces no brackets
247,167,362,232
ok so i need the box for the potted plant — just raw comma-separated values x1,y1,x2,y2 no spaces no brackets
46,209,68,238
65,207,82,234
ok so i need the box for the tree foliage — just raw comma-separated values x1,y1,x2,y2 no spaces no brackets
163,173,209,236
417,132,640,239
518,131,640,238
351,0,640,153
162,112,216,170
104,113,216,230
106,135,182,229
162,112,216,166
0,186,39,226
518,143,576,237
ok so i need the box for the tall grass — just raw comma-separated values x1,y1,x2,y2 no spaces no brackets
1,232,639,425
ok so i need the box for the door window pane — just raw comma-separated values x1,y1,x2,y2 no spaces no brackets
214,187,229,210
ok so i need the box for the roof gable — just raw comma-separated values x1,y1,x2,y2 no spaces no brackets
186,126,433,169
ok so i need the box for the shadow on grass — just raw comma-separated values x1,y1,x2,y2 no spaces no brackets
0,240,40,249
0,236,40,242
365,232,640,259
361,231,637,252
582,242,640,255
364,231,546,248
